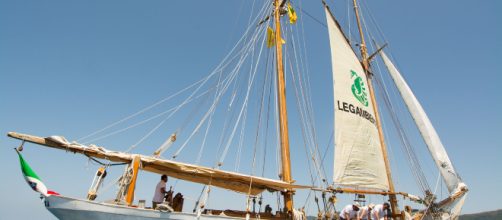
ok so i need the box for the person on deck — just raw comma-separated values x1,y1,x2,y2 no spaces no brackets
358,203,375,220
152,175,168,209
339,202,361,220
371,202,391,220
404,205,412,220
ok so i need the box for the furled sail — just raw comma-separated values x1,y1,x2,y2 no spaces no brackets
378,50,464,194
324,7,389,190
7,132,310,196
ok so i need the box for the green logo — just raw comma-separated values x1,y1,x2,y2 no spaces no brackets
350,70,368,107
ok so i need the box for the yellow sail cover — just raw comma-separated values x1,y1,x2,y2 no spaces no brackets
8,132,310,195
324,8,389,190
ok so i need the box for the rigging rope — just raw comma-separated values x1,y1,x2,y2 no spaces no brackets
286,22,327,188
171,1,272,161
77,78,209,143
82,87,214,145
297,0,332,186
217,20,269,165
260,52,274,180
195,72,224,165
297,5,326,28
86,156,128,167
419,171,442,220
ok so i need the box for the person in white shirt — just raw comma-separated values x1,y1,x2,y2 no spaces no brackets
152,175,168,209
403,205,412,220
358,203,375,220
371,202,390,220
339,202,361,220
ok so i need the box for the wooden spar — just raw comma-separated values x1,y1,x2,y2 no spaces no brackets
310,186,414,196
6,132,131,162
313,187,408,196
436,187,468,207
125,155,141,206
351,0,400,216
274,0,294,213
414,188,467,218
7,132,311,195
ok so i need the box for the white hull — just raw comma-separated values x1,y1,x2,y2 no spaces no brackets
44,195,245,220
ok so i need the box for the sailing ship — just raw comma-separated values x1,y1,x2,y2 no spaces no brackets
9,0,468,219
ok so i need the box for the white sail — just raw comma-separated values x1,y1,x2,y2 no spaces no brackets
379,50,464,194
325,7,389,190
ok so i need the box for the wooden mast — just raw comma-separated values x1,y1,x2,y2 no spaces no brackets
351,0,400,216
273,0,294,213
125,155,141,205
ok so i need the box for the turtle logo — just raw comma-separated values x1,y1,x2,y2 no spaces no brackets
350,70,369,107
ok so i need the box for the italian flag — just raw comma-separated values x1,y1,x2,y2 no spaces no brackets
16,150,58,197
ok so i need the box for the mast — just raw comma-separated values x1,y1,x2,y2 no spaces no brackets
273,0,294,213
125,155,141,205
351,0,400,216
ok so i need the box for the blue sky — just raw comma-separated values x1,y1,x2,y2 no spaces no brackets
1,0,501,219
